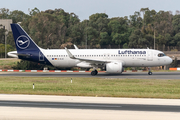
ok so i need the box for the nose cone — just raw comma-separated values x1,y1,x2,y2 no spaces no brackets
167,57,173,64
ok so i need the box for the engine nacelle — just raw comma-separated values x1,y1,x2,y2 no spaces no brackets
106,62,123,74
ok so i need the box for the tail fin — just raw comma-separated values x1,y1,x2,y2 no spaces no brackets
11,23,40,52
10,24,52,65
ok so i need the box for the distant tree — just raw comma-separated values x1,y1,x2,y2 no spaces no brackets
129,11,142,28
172,15,180,33
108,17,130,47
0,43,14,58
0,26,6,44
9,10,30,23
0,8,10,19
140,8,149,27
29,7,40,16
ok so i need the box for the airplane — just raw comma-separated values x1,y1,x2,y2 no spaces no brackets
8,23,172,76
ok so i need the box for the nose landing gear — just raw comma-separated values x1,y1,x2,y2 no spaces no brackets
148,71,152,75
148,67,152,75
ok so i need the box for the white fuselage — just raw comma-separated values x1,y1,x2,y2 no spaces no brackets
39,48,172,68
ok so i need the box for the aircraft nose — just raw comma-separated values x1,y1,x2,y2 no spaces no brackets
168,57,173,64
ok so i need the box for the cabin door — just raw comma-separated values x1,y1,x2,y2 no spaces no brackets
147,51,153,61
39,51,44,61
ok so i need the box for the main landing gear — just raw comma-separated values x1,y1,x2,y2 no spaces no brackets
91,70,98,76
148,67,152,75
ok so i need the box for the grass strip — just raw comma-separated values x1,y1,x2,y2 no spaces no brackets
0,59,20,69
0,76,180,99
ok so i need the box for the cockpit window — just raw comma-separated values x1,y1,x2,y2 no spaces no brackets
158,53,166,57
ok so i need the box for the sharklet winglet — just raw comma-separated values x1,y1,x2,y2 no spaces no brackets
74,44,79,49
65,47,76,59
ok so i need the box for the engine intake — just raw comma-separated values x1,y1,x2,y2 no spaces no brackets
106,62,123,74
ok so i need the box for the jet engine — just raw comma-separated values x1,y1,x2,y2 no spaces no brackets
106,62,123,74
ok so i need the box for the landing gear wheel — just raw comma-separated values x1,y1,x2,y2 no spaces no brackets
148,67,152,75
148,72,152,75
91,70,98,76
91,71,96,76
95,70,98,75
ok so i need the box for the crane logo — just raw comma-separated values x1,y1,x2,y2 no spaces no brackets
16,35,30,49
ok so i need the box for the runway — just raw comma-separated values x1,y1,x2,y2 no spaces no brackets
0,72,180,119
0,71,180,79
0,94,180,120
0,100,180,112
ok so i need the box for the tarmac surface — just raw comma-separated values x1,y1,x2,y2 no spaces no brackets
0,71,180,79
0,72,180,119
0,100,180,112
0,95,180,120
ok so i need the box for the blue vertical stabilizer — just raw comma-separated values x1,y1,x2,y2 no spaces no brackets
11,24,40,52
10,23,52,65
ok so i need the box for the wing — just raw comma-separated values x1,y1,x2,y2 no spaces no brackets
65,47,110,64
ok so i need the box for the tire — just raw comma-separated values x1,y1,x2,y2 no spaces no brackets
95,70,98,75
91,71,96,76
148,72,152,75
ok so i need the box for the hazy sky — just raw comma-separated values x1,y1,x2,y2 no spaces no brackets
1,0,180,21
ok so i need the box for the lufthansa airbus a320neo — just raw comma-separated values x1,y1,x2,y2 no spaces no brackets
8,23,172,76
